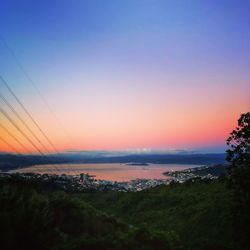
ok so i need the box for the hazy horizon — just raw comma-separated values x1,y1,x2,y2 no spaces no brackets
0,147,227,156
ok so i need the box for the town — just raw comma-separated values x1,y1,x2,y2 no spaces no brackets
0,164,223,192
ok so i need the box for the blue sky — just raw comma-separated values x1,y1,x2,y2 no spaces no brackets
0,0,249,153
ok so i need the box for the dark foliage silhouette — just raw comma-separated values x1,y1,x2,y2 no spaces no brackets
226,112,250,249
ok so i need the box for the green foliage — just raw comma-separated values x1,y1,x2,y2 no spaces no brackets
79,180,233,249
0,170,242,249
226,112,250,249
227,112,250,191
1,114,249,249
0,180,175,250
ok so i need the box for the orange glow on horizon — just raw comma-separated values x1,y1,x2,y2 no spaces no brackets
1,1,250,154
1,104,246,153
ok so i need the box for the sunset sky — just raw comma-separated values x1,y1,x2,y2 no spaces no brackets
0,0,249,154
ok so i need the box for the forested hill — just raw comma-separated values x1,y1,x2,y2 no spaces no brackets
0,176,236,250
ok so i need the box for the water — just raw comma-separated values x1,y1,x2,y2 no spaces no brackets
14,163,201,182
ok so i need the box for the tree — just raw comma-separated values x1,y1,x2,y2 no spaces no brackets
226,112,250,249
226,112,250,196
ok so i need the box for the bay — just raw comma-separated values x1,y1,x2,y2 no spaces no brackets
15,163,201,182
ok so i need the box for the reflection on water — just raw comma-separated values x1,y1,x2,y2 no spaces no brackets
13,163,200,182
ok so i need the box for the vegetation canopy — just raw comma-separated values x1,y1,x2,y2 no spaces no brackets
226,112,250,249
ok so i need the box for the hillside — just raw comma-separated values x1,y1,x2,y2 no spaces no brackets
0,179,176,250
79,179,234,249
0,153,226,172
0,176,236,250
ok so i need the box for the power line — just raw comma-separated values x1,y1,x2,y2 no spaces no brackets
0,133,44,173
0,122,30,153
0,105,60,174
0,75,56,151
0,91,53,154
0,105,43,154
0,37,78,175
0,35,75,150
0,75,76,176
0,77,75,175
0,76,74,173
0,135,20,154
0,123,44,173
0,88,76,175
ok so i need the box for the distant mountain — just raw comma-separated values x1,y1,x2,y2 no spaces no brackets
0,154,69,172
69,153,226,165
0,153,226,172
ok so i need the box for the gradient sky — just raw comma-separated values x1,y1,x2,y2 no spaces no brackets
0,0,249,154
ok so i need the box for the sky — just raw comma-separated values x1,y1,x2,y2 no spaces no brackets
0,0,249,154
